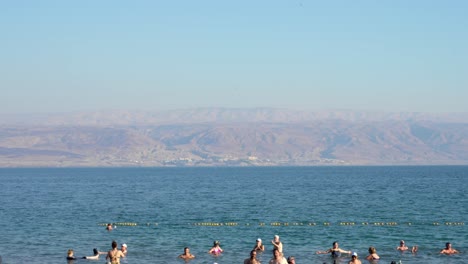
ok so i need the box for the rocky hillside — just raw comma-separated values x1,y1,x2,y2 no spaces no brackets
0,109,467,167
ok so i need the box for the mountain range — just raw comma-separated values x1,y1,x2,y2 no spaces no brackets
0,108,467,167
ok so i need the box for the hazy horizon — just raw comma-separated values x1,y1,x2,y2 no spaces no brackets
2,1,468,114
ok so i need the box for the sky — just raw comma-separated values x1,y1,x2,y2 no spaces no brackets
1,0,467,114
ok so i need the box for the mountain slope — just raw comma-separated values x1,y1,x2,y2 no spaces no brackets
0,110,466,167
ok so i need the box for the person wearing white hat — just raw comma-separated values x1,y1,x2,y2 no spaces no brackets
271,235,283,253
348,252,361,264
253,238,265,251
120,244,127,256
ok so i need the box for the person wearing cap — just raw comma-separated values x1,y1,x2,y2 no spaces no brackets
271,235,283,253
269,248,287,264
179,247,195,260
440,242,459,254
253,238,265,251
316,241,351,258
120,244,127,257
244,249,261,264
208,240,223,255
348,252,361,264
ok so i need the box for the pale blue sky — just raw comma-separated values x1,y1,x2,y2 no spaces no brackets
1,0,467,113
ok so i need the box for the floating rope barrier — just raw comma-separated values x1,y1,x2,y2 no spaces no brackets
99,221,464,227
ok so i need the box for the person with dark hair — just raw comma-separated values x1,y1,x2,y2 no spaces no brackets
287,255,296,264
179,247,195,260
316,241,351,258
208,240,223,255
244,250,261,264
440,242,459,254
106,241,125,264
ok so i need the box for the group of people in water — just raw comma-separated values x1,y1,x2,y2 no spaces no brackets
67,240,127,264
177,237,460,264
68,230,460,264
178,236,295,264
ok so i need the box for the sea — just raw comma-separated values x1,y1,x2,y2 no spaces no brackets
0,166,466,264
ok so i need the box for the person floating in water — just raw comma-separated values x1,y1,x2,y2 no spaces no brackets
82,248,104,260
208,240,223,255
179,247,195,260
106,223,113,231
253,238,265,251
440,242,459,254
316,241,351,258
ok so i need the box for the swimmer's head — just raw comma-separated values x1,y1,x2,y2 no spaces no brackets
214,240,220,246
67,249,74,256
93,248,99,255
256,238,262,243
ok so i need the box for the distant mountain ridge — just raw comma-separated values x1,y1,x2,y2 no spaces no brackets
0,108,467,167
2,108,468,126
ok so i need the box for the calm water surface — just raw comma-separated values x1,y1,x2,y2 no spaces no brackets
0,166,466,264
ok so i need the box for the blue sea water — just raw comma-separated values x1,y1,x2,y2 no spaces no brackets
0,166,466,264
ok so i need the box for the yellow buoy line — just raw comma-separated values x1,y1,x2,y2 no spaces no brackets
99,221,464,227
